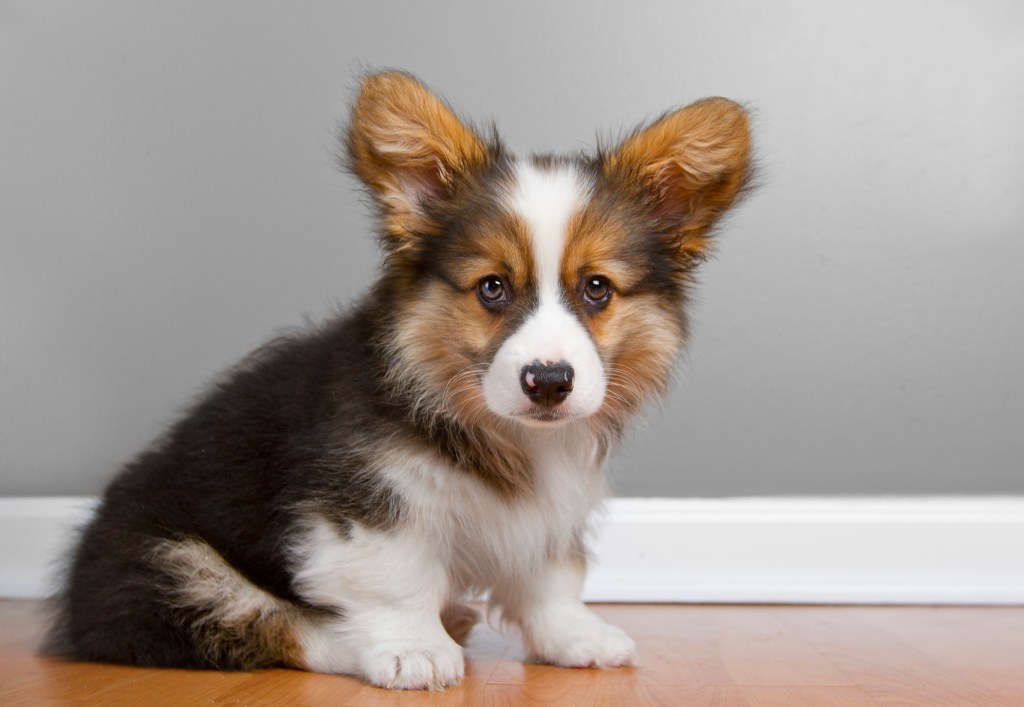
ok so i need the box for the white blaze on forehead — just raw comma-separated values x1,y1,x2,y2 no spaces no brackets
508,161,589,301
479,159,606,424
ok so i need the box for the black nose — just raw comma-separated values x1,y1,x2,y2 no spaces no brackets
520,361,574,408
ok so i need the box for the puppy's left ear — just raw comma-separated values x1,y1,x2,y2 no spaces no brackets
347,71,491,248
605,98,752,260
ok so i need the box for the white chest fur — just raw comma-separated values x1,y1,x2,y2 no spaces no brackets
379,424,608,595
289,423,609,622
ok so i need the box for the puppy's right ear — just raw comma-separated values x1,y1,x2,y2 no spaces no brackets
347,71,490,248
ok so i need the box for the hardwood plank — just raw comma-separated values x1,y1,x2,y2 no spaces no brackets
2,600,1023,705
862,606,1024,703
592,603,737,686
695,605,854,686
482,683,751,706
775,606,1021,706
738,685,880,706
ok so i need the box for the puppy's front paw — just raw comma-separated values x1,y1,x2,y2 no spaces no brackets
362,639,465,690
529,618,636,669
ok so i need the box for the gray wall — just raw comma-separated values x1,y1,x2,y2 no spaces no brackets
2,1,1022,497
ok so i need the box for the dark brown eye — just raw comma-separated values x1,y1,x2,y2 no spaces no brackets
477,275,509,308
582,275,612,307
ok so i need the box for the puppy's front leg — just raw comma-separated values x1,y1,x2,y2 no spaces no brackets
494,557,636,668
291,519,464,690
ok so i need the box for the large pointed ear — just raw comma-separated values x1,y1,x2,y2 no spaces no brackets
346,71,491,247
604,97,752,260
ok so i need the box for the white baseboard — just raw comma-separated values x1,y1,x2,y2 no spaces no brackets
584,497,1024,604
2,496,1022,604
0,497,98,600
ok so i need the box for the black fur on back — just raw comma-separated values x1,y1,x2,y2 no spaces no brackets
44,282,435,668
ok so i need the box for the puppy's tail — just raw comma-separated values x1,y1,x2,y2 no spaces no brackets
148,536,310,669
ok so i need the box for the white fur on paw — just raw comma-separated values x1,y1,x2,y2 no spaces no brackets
530,620,636,668
362,640,465,690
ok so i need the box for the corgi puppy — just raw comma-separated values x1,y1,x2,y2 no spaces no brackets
45,71,751,690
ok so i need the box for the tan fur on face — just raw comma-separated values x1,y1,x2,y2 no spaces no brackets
444,213,535,294
387,210,534,417
546,98,752,432
596,295,683,428
559,200,685,433
562,207,648,293
379,202,544,500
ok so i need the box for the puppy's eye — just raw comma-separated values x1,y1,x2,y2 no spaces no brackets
477,275,510,308
582,275,612,307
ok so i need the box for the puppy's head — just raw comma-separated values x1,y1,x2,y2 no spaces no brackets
348,71,751,434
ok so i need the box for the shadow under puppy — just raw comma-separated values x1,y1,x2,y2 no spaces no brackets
45,71,751,690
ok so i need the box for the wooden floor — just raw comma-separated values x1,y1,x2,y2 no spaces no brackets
1,600,1022,705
